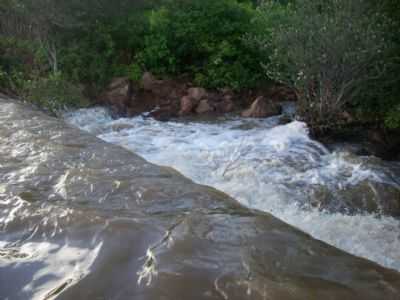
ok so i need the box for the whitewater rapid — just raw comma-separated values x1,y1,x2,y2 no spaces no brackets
65,107,400,271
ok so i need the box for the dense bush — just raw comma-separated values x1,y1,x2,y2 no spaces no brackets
57,0,265,91
0,37,88,113
255,0,393,130
137,0,264,90
0,37,41,93
357,0,400,129
22,73,89,115
59,23,118,90
0,0,156,99
59,9,152,90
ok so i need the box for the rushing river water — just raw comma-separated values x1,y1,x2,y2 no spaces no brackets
2,98,400,300
65,107,400,272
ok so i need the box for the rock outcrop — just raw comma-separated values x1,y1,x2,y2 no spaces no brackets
179,87,209,115
195,99,213,114
216,98,234,113
99,77,132,115
241,96,282,118
187,87,207,101
98,73,295,120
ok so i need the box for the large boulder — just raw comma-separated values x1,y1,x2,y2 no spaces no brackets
141,72,158,92
195,99,214,114
140,72,176,98
215,97,235,113
179,87,209,116
187,87,207,101
179,95,197,115
100,77,132,114
241,96,282,118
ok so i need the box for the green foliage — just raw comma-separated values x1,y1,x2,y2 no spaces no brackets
2,0,399,132
58,6,153,90
255,0,393,128
137,0,264,89
22,73,89,115
128,63,144,82
385,105,400,129
0,66,7,89
0,37,44,92
0,18,90,113
2,0,266,96
351,0,400,128
59,22,117,89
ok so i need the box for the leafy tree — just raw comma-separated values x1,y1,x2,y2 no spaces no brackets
255,0,394,130
137,0,264,90
361,0,400,129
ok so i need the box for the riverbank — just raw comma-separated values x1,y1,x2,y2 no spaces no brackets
2,0,399,143
90,72,400,162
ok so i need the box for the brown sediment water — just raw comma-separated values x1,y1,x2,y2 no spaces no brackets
1,97,400,300
65,106,400,271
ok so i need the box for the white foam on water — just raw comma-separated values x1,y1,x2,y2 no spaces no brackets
65,107,400,271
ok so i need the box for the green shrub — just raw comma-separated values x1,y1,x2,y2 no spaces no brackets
23,73,89,115
385,105,400,129
137,0,264,90
357,0,400,129
59,22,117,90
58,5,154,90
255,0,393,129
0,37,43,92
0,66,7,90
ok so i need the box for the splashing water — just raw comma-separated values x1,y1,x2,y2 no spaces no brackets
64,107,400,271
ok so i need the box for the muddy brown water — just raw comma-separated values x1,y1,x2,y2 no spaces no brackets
0,97,399,299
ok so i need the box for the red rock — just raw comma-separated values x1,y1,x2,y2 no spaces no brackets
196,99,213,114
141,72,158,92
179,96,196,115
187,87,207,101
241,96,281,118
101,77,131,114
216,98,234,113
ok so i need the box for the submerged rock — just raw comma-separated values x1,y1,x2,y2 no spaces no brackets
336,180,400,216
304,181,400,216
1,96,400,300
